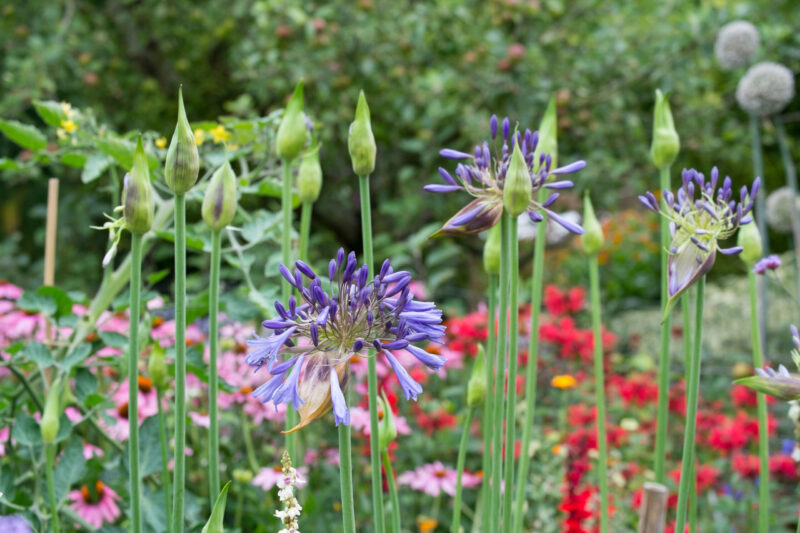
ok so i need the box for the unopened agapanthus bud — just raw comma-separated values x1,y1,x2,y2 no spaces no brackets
534,95,558,170
348,91,377,176
483,224,501,275
650,90,680,169
377,391,397,451
503,141,532,216
165,88,200,194
202,161,238,230
148,344,170,390
467,344,487,407
580,194,603,255
276,81,307,161
41,377,62,444
124,136,154,235
297,147,323,204
737,222,763,266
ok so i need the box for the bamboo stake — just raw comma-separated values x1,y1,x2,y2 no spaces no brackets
637,482,668,533
43,178,59,346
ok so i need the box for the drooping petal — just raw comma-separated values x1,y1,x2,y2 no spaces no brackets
330,367,350,426
284,356,349,433
384,349,423,401
406,344,447,370
664,241,716,317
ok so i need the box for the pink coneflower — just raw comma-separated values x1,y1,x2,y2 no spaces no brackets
68,481,121,528
349,406,411,436
0,281,23,300
252,465,308,491
100,377,160,441
0,426,11,456
83,443,103,460
397,461,481,497
189,411,210,428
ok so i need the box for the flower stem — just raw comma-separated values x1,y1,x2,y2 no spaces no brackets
156,388,173,533
359,174,386,533
383,450,401,533
481,274,497,533
129,233,144,533
452,406,475,533
589,255,609,533
513,203,546,533
749,271,770,533
749,114,768,353
240,410,259,473
681,293,695,533
338,373,356,533
502,213,519,530
674,277,705,533
281,160,298,456
654,164,672,483
45,443,59,533
171,193,187,533
208,229,222,505
299,201,313,262
774,116,800,311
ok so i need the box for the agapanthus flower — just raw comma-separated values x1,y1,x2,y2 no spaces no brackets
245,249,446,432
753,254,781,274
425,114,586,236
639,167,759,311
735,326,800,401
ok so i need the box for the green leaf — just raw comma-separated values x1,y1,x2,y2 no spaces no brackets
85,393,105,408
99,331,128,349
202,481,231,533
54,438,86,502
147,269,170,285
54,414,73,444
33,100,68,127
0,119,47,150
36,286,74,317
12,413,42,447
96,136,159,170
256,179,301,207
59,343,92,372
16,291,57,316
137,416,163,477
60,153,87,168
81,154,111,183
241,210,279,243
155,231,206,251
141,485,169,533
22,342,53,368
0,157,21,170
74,368,98,404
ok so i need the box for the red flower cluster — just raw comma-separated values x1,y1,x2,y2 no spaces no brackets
544,286,586,316
609,373,659,408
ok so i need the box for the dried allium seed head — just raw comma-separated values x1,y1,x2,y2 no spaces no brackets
736,62,795,116
715,21,760,70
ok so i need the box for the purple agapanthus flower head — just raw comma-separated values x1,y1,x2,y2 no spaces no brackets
245,249,446,432
753,254,781,275
0,515,34,533
639,167,759,312
425,114,587,237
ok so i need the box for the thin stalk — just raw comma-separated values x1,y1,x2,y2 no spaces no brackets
452,406,475,533
654,165,672,483
299,201,313,262
281,160,298,454
338,374,356,533
502,213,519,530
749,114,768,352
675,277,705,533
128,233,143,533
383,450,401,533
359,174,385,533
171,194,187,533
589,256,609,532
157,389,173,533
45,443,59,533
775,117,800,309
749,272,770,533
681,294,695,533
481,274,497,533
208,229,222,504
240,411,259,473
513,201,547,533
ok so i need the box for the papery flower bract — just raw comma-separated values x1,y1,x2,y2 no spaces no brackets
425,114,586,237
245,250,446,432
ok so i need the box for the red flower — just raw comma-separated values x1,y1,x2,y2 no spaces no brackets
769,454,799,482
732,453,760,478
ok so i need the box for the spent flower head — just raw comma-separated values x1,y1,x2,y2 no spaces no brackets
736,62,796,116
714,21,760,70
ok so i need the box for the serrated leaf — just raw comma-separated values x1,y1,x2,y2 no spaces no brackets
241,210,279,243
99,331,128,349
141,485,169,533
124,416,163,478
22,342,53,368
59,343,92,372
16,291,57,316
82,154,111,183
0,119,47,150
74,368,98,404
12,413,42,447
33,100,67,127
54,438,86,502
85,393,105,408
36,286,74,317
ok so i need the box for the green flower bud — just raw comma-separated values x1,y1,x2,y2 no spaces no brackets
580,194,604,255
503,141,532,217
483,224,501,275
467,344,487,407
650,89,680,170
297,147,323,204
124,136,154,235
534,95,558,170
348,91,377,176
202,161,238,230
165,88,200,195
378,391,397,451
41,377,62,444
737,222,763,266
201,481,231,533
232,468,253,483
148,344,170,391
276,81,307,161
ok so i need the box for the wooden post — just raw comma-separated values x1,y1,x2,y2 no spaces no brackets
637,482,668,533
44,178,59,345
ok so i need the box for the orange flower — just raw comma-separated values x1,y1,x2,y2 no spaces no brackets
551,374,577,389
418,518,438,532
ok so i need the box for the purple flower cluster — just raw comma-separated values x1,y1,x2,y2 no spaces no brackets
245,249,446,431
753,254,781,275
425,115,586,236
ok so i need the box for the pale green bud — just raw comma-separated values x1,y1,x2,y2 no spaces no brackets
503,141,532,216
165,88,200,194
232,469,253,483
201,481,231,533
276,81,307,161
650,90,680,169
533,95,558,170
483,224,501,275
148,344,170,391
202,161,238,230
378,391,397,451
297,147,323,204
41,377,62,444
737,222,763,266
124,136,154,235
348,91,377,176
467,344,487,407
580,194,604,255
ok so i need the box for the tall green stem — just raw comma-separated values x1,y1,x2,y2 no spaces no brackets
208,229,222,504
45,443,59,533
383,450,401,533
281,160,298,454
502,213,519,530
171,193,187,533
338,377,356,533
128,233,143,533
157,388,173,533
359,174,385,533
681,294,695,533
654,165,672,483
749,114,768,353
299,201,313,262
513,201,546,532
748,272,770,533
674,277,705,533
481,275,497,533
775,117,800,308
452,406,475,533
588,256,609,533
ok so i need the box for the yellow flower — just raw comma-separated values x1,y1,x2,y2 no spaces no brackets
194,129,206,146
60,101,77,119
551,374,577,389
155,137,167,149
56,128,67,140
60,119,77,134
210,124,230,144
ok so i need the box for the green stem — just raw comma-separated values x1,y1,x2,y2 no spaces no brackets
675,277,705,533
281,160,298,454
299,201,313,262
589,256,609,533
654,165,672,483
157,389,173,533
502,213,519,530
129,233,143,533
749,114,768,354
513,202,546,533
208,229,222,504
774,117,800,309
45,443,60,533
171,193,187,533
240,411,259,473
338,372,356,533
383,450,401,533
481,274,497,533
749,272,770,533
359,174,385,533
453,406,475,533
681,294,695,533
